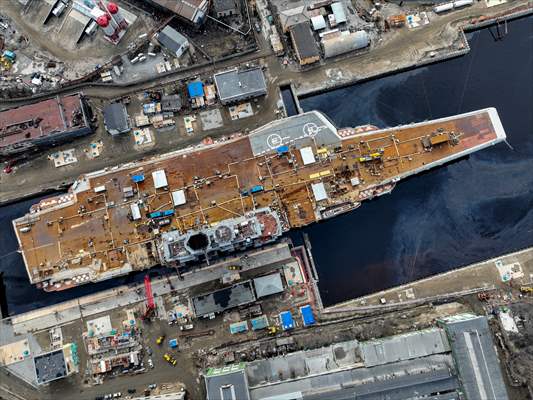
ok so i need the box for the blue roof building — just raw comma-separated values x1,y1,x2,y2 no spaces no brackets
280,311,294,331
187,81,204,98
131,173,145,183
300,305,315,327
251,315,269,331
230,321,249,334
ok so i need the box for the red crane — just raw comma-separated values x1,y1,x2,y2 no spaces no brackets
142,274,155,320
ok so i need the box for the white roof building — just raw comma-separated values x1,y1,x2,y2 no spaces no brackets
152,170,168,189
311,15,326,30
331,2,347,24
172,189,187,206
300,147,316,165
311,182,328,201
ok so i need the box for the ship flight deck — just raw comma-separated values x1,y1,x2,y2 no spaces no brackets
13,108,506,291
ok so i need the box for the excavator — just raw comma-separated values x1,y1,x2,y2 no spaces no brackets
519,286,533,294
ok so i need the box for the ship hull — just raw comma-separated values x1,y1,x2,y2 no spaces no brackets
13,108,506,291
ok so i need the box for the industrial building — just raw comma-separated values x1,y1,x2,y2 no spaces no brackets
330,2,347,24
201,314,512,399
322,30,369,58
192,281,256,318
213,67,267,105
438,314,510,400
161,94,182,112
33,349,69,385
213,0,239,18
253,273,284,298
0,93,92,158
157,25,189,58
290,22,320,65
147,0,208,24
279,5,309,32
102,102,130,135
205,363,250,400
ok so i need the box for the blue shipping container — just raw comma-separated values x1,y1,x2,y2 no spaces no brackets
250,185,264,194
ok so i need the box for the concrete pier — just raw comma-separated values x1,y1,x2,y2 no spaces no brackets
326,246,533,312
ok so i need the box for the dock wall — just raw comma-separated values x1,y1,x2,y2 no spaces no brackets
296,6,532,98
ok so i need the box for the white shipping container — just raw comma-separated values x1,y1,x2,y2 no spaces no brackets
433,2,454,13
152,170,168,189
453,0,473,8
172,190,186,206
85,21,98,35
94,185,106,193
130,203,142,220
52,2,66,17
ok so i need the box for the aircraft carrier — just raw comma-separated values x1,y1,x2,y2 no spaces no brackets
12,108,506,291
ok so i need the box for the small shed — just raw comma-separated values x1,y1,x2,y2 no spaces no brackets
161,94,182,112
230,321,249,334
251,315,269,331
280,311,294,331
131,173,145,183
213,0,238,18
187,81,204,98
152,170,168,189
172,189,187,206
311,15,326,30
300,305,316,326
157,25,189,58
331,2,347,24
300,146,316,165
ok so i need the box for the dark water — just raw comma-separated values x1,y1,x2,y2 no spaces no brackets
281,85,299,117
0,195,174,314
1,17,532,314
296,17,533,306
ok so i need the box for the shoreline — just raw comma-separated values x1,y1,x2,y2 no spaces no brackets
326,244,533,312
294,6,532,98
1,7,530,207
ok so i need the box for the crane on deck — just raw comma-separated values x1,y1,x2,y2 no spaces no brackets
142,274,156,321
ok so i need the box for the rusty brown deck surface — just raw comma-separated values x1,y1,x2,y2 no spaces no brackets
13,108,504,286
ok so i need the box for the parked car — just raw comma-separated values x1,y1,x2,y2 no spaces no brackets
148,358,154,369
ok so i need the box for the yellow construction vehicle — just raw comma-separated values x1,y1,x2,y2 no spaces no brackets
358,149,384,162
267,326,279,335
163,353,177,366
520,286,533,294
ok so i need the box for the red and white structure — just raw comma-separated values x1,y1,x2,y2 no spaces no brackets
96,14,116,37
88,1,130,44
107,2,128,30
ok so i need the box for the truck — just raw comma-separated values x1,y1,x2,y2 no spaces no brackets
2,50,16,62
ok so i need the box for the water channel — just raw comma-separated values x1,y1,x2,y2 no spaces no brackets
0,16,531,314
